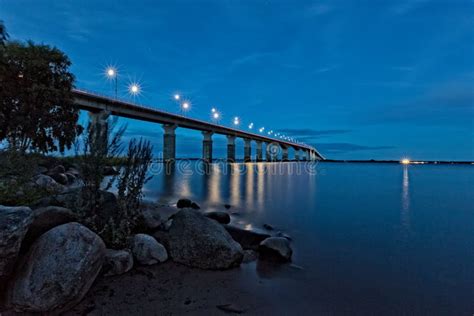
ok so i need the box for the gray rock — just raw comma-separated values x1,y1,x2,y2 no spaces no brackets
35,166,48,175
176,198,192,208
276,231,292,241
50,165,66,174
103,249,133,276
33,174,64,192
205,211,231,224
161,218,173,231
7,222,105,313
50,173,68,185
242,249,259,263
190,202,200,210
263,223,274,231
0,206,33,280
259,237,293,262
131,234,168,265
223,225,271,250
66,167,80,177
22,206,77,249
137,204,163,231
156,209,243,270
65,173,77,185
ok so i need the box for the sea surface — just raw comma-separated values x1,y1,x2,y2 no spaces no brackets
143,161,474,315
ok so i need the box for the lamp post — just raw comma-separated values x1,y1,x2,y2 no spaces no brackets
105,67,118,99
181,101,190,116
233,116,240,127
128,82,141,97
212,109,220,124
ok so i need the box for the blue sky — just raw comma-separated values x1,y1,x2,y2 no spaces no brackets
1,0,473,160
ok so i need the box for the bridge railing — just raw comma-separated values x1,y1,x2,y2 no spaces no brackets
73,88,321,156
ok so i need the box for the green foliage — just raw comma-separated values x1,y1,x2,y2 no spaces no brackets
0,20,8,46
117,138,153,214
0,150,54,205
76,113,126,217
75,116,154,248
100,138,153,249
0,39,82,153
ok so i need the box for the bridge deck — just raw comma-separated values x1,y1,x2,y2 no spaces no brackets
72,89,324,159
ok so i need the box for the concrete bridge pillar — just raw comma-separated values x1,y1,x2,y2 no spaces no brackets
294,149,300,161
244,139,252,162
227,135,236,162
306,150,310,161
265,143,272,162
281,146,289,161
256,141,263,162
162,124,177,162
202,131,213,162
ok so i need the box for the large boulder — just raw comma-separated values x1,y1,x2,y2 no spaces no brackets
22,206,77,249
155,209,243,269
224,225,271,250
205,211,231,224
0,206,33,281
131,234,168,265
259,237,293,262
103,249,133,276
7,222,105,313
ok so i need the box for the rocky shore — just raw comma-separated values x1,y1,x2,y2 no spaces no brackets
0,163,293,314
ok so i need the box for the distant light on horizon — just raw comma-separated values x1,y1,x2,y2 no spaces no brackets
401,158,411,165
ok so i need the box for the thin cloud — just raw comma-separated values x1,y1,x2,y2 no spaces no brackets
313,143,394,154
390,0,431,15
230,52,275,69
278,128,351,138
305,4,335,17
313,64,340,74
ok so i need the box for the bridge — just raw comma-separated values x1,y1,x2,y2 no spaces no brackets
72,89,324,162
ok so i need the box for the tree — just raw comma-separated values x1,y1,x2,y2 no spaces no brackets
0,39,82,153
0,20,8,46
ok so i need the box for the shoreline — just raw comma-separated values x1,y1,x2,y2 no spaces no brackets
67,260,310,316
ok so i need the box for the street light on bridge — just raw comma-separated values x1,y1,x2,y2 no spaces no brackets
181,101,190,115
233,116,240,126
105,66,118,99
128,82,141,97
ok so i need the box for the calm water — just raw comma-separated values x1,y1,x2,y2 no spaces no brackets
145,162,474,315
